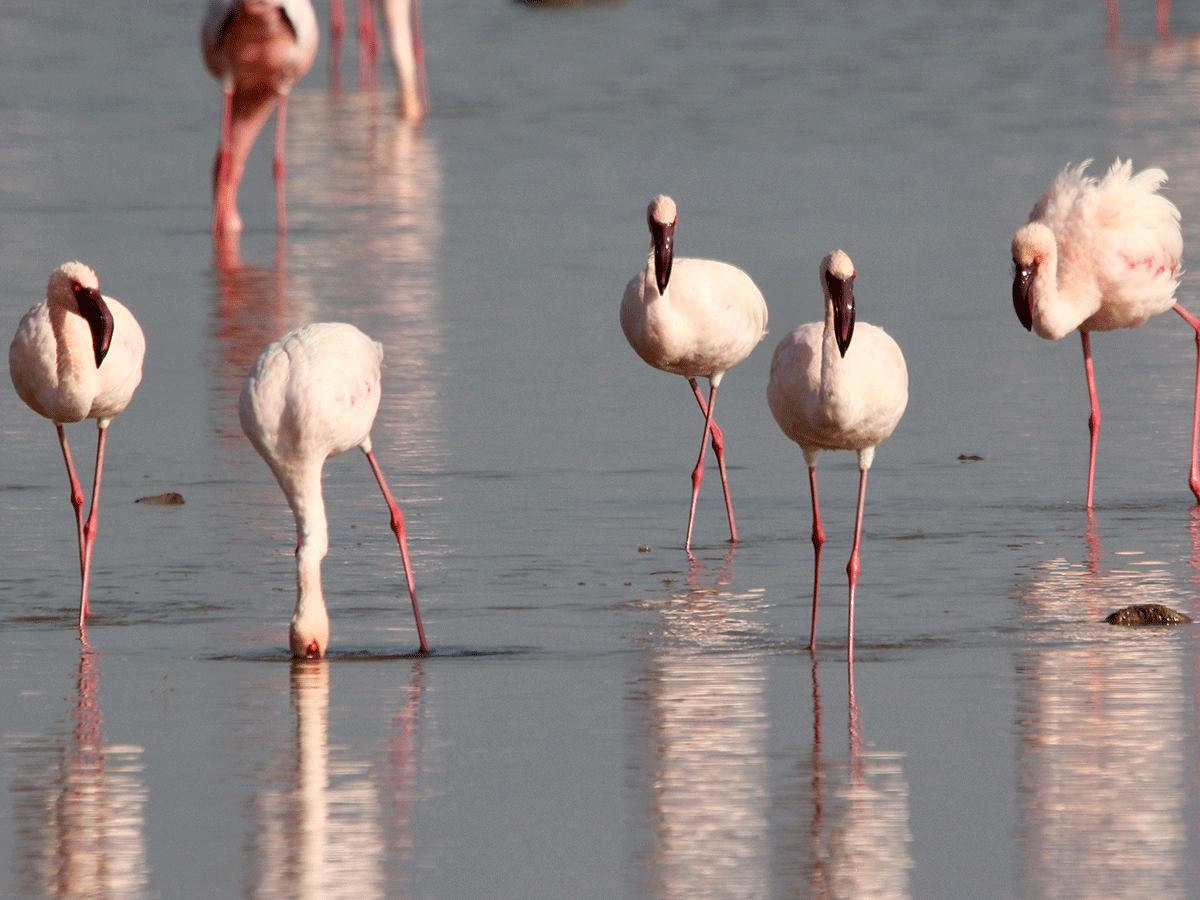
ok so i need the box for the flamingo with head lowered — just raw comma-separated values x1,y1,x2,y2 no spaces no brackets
202,0,320,235
1011,159,1200,508
240,322,429,658
621,194,768,552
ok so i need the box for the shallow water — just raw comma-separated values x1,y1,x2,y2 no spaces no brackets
5,0,1200,896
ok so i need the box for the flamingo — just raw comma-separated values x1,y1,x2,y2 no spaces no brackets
767,250,907,656
621,194,769,552
201,0,320,235
1011,159,1200,508
239,322,429,658
329,0,428,118
9,262,146,629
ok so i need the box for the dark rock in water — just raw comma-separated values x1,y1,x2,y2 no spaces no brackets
958,454,983,461
135,492,185,505
1105,604,1192,626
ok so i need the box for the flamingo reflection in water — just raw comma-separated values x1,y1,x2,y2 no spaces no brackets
253,659,425,897
1016,534,1191,899
8,636,149,898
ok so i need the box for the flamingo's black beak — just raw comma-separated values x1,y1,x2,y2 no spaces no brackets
651,217,676,294
826,270,856,357
73,283,114,368
1012,261,1034,331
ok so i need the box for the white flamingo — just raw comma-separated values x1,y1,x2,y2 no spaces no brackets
201,0,320,235
239,322,429,658
621,194,769,552
1011,159,1200,507
767,250,907,656
9,262,145,629
328,0,428,119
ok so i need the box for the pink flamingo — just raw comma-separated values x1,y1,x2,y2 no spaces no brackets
767,250,907,657
1011,159,1200,507
621,194,769,552
201,0,320,235
9,262,145,629
328,0,428,118
240,322,429,658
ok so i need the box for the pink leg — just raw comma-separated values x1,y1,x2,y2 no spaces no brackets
684,380,718,552
1081,332,1101,509
359,0,380,88
329,0,346,92
364,448,429,654
213,90,235,235
273,93,290,235
1174,304,1200,502
1158,0,1171,43
1106,0,1120,46
77,426,109,630
846,467,868,661
807,465,825,653
688,377,738,545
56,426,87,583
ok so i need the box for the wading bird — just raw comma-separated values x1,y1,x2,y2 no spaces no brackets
767,250,907,657
1011,159,1200,507
621,194,768,551
9,262,146,629
239,322,429,658
202,0,320,235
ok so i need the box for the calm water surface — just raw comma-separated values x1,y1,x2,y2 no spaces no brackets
4,0,1200,897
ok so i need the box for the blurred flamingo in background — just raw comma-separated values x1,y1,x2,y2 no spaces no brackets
621,194,769,552
767,250,907,657
202,0,320,235
240,322,429,658
1011,159,1200,507
9,262,145,629
328,0,428,119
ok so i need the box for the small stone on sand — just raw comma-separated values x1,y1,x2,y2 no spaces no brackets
135,492,186,505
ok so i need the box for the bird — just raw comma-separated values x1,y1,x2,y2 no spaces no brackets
621,194,769,552
767,250,907,657
1011,159,1200,508
9,262,146,630
239,322,429,658
328,0,428,119
201,0,320,235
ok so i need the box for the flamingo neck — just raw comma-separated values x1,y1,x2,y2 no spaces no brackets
48,302,99,421
288,470,331,657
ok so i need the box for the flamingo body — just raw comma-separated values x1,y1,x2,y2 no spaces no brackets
9,262,145,628
621,194,768,551
767,250,907,655
239,322,428,658
202,0,319,234
1011,159,1200,506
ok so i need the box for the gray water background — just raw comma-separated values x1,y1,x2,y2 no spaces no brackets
4,0,1200,897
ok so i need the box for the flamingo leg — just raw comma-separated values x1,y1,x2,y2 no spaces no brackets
77,425,109,630
1173,303,1200,502
687,377,739,545
684,380,720,552
846,467,868,662
807,465,825,653
1081,331,1102,509
212,89,235,235
328,0,346,92
56,425,87,584
273,93,290,235
359,0,379,88
363,448,429,654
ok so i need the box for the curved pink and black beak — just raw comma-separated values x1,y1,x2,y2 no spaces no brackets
73,282,114,368
1012,261,1034,331
825,269,856,357
650,214,676,294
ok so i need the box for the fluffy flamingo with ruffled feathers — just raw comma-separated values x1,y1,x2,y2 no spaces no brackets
767,250,907,657
621,194,769,552
202,0,319,235
240,322,429,658
1011,159,1200,508
9,262,145,629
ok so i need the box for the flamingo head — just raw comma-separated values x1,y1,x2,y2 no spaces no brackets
821,250,856,358
647,194,677,294
1011,222,1056,333
290,609,330,659
49,262,114,368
